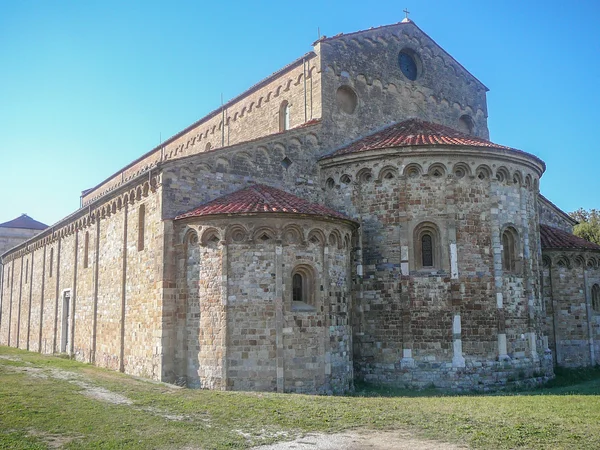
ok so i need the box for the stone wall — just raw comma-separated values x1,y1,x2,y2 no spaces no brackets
0,227,44,256
538,195,576,233
319,147,549,389
317,21,489,151
542,251,600,367
160,124,324,219
171,216,355,394
0,174,165,380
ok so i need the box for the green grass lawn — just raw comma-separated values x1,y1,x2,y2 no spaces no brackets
1,346,599,449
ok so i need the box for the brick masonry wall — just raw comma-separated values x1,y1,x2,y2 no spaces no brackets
538,196,575,233
0,177,165,381
172,216,354,394
542,252,600,367
0,227,43,256
160,125,324,220
320,148,549,389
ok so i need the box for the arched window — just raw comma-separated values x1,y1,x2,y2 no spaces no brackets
502,227,520,273
291,264,315,310
421,234,433,267
293,273,303,302
592,284,600,312
413,222,441,271
279,101,290,132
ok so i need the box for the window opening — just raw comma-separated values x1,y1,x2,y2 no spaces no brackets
279,101,290,131
502,227,519,273
422,234,433,267
293,273,303,302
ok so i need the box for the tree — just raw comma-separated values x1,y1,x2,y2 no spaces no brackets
570,208,600,245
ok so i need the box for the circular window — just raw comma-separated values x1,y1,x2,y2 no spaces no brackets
398,50,419,81
336,86,358,114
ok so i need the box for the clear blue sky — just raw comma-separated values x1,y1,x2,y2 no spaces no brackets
1,0,599,226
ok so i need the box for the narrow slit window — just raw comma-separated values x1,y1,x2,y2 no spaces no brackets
83,232,89,269
138,204,145,251
25,260,29,284
49,248,54,278
293,273,303,302
502,227,520,273
421,234,433,267
279,101,290,132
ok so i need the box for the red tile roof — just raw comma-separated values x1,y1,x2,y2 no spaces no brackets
0,214,47,230
323,119,515,159
540,224,600,251
175,184,354,222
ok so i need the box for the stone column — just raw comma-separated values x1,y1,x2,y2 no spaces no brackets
91,216,100,364
220,239,229,390
38,245,46,353
119,204,128,372
583,263,595,365
275,243,284,393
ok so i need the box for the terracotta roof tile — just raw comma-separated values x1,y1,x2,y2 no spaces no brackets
175,184,354,223
0,214,47,230
323,119,514,159
540,224,600,251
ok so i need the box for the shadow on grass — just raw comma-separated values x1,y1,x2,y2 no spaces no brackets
353,366,600,398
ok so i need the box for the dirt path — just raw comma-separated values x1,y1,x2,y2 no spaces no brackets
251,429,468,450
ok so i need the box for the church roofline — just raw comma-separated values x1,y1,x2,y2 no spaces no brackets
0,214,47,231
174,183,357,225
80,51,318,202
314,20,488,92
540,224,600,252
319,119,545,174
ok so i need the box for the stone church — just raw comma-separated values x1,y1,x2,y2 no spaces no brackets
1,19,599,393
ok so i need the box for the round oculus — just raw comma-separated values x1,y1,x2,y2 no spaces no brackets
398,51,418,81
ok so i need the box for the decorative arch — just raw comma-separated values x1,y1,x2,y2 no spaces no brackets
495,166,510,183
183,228,199,246
282,224,303,245
512,171,523,187
427,163,447,178
475,164,492,180
226,224,248,244
452,162,471,179
307,228,326,245
458,114,474,134
340,174,352,185
253,226,276,243
378,166,398,181
403,163,422,178
556,255,571,269
328,229,343,249
200,228,221,246
356,168,373,183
